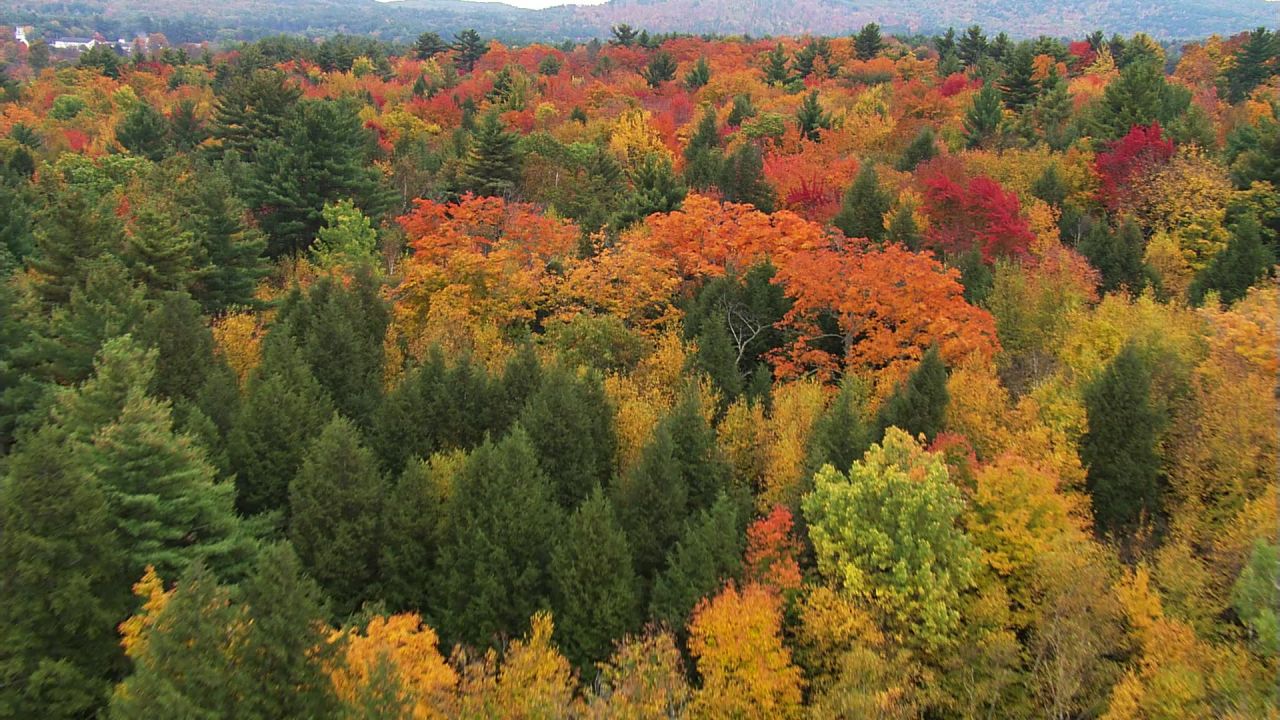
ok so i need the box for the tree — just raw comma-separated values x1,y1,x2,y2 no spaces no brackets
613,422,691,580
311,199,380,271
806,374,873,477
684,57,711,90
832,163,891,242
1189,212,1274,305
550,488,641,668
0,426,129,720
803,428,978,650
854,23,884,61
614,152,686,229
875,345,949,444
649,494,744,630
459,112,522,198
921,172,1035,262
792,38,837,79
119,201,199,298
452,29,485,72
964,83,1004,148
28,40,50,72
331,613,456,718
1080,342,1163,532
28,185,125,306
288,415,386,616
1000,45,1038,111
378,458,450,614
897,126,938,171
115,102,171,161
211,69,301,163
719,142,775,212
610,24,639,47
1078,217,1147,294
1036,71,1076,150
232,543,342,720
958,25,989,67
683,107,722,191
519,364,616,508
585,630,690,716
413,31,448,59
641,51,677,88
1089,58,1190,142
1231,540,1279,657
178,167,267,313
436,428,562,648
796,90,831,142
688,583,804,719
247,98,390,256
763,43,791,86
109,563,240,719
1224,27,1279,102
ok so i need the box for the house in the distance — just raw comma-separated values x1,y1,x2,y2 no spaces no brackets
52,37,101,51
14,26,32,46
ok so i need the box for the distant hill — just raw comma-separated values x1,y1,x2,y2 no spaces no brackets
3,0,1276,44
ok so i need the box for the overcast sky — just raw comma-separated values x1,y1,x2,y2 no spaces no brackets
376,0,608,9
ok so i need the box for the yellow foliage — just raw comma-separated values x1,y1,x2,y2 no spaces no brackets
717,397,767,493
608,109,671,168
760,379,827,510
585,631,690,719
331,613,457,719
118,566,171,659
456,612,579,718
211,310,263,386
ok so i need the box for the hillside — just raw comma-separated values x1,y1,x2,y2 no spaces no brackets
3,0,1276,43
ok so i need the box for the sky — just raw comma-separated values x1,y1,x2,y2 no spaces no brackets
376,0,608,9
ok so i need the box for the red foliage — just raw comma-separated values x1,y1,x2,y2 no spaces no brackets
64,129,90,153
1094,122,1175,211
1068,41,1097,71
744,506,803,595
938,72,974,98
920,173,1035,263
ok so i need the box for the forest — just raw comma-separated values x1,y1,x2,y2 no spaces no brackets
0,20,1277,720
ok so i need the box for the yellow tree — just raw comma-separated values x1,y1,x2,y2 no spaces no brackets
331,613,457,719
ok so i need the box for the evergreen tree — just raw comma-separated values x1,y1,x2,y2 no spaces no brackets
665,390,732,515
120,201,200,298
958,25,988,67
452,29,486,72
1081,343,1164,532
1189,212,1274,305
999,45,1038,111
964,83,1003,148
610,24,639,47
683,107,723,190
792,38,837,79
211,69,301,163
109,562,240,719
437,428,562,647
649,494,744,631
0,426,129,720
228,335,335,517
519,364,617,508
684,57,711,90
684,263,790,400
613,422,691,580
135,291,219,408
1030,164,1069,208
233,543,342,720
806,374,873,476
614,152,686,230
727,94,757,126
763,43,791,86
413,31,448,60
288,415,387,617
884,202,924,250
854,23,884,61
952,247,994,305
875,346,949,443
379,458,449,614
1089,58,1190,142
1078,217,1147,294
1035,71,1076,151
247,98,391,256
641,51,677,88
719,141,775,212
832,163,891,242
550,488,641,669
459,111,522,198
115,101,171,161
796,90,831,141
1225,27,1279,102
897,126,938,171
179,167,267,313
28,186,125,306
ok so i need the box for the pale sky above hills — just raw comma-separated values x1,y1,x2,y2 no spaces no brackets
376,0,608,9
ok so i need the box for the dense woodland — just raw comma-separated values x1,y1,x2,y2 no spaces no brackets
0,21,1278,720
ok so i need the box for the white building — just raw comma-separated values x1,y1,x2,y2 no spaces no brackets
14,26,31,46
52,37,101,51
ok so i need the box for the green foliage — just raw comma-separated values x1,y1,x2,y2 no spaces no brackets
115,102,171,161
763,43,791,87
718,141,775,212
614,421,691,580
806,374,873,477
459,112,523,198
519,364,617,508
796,90,831,142
1089,58,1191,142
649,493,744,630
1225,27,1279,103
289,415,387,616
211,69,301,163
684,57,711,90
641,52,678,88
1078,217,1148,294
414,31,448,59
854,23,884,61
999,45,1038,111
683,107,723,191
550,488,641,668
378,457,450,615
965,83,1004,148
311,199,380,271
452,29,486,73
875,346,949,444
803,428,978,651
1189,212,1274,305
1231,540,1279,657
898,126,937,171
1081,342,1164,532
833,163,891,242
684,262,789,400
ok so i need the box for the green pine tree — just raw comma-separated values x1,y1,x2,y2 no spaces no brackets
1081,342,1164,533
178,167,267,313
1089,58,1191,142
459,111,523,198
614,152,687,230
664,389,732,515
684,57,711,90
1189,212,1275,305
796,90,831,142
897,126,938,171
832,163,891,242
550,487,641,668
115,102,171,161
0,426,130,720
1078,217,1148,294
854,23,884,61
1225,27,1278,102
414,31,448,60
28,186,125,306
806,374,874,477
288,415,387,617
379,457,450,615
718,141,776,212
452,29,486,73
613,422,691,580
649,494,744,631
683,106,723,190
210,69,301,164
999,45,1039,111
875,345,949,444
964,83,1004,148
437,428,562,648
763,43,791,87
641,51,677,88
519,364,617,508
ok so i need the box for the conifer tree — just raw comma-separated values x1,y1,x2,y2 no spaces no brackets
437,428,562,647
796,90,831,141
28,187,125,306
459,111,522,198
641,51,677,88
233,542,342,719
1035,71,1075,151
884,202,923,250
0,426,130,720
854,23,884,61
649,494,744,631
109,562,240,719
115,101,171,161
763,43,791,86
806,374,873,476
550,488,641,668
897,126,938,171
684,57,711,90
964,83,1004,148
289,415,387,616
1078,217,1147,294
179,167,267,313
614,422,691,581
211,69,301,164
1089,58,1190,142
519,364,617,508
832,163,891,242
610,24,638,47
228,334,335,517
999,45,1038,111
379,457,450,614
452,29,486,72
120,202,200,299
719,142,775,212
614,152,687,229
727,94,756,126
413,31,448,60
958,25,989,67
664,390,732,515
1224,27,1278,102
1189,212,1274,305
1080,342,1163,532
683,107,723,190
875,346,949,443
